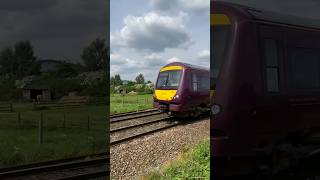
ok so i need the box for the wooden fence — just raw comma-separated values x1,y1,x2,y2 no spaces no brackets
33,97,107,110
0,103,13,112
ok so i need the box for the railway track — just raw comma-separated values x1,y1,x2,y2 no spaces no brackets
110,109,181,145
110,108,162,123
0,153,109,179
110,109,209,145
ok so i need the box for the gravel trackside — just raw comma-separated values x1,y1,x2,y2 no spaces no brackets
110,118,210,180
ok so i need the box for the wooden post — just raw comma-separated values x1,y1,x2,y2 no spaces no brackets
137,96,139,111
39,112,43,144
17,112,21,127
122,96,124,106
10,103,13,112
87,115,90,131
63,112,66,129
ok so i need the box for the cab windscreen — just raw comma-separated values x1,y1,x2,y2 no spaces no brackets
156,70,182,90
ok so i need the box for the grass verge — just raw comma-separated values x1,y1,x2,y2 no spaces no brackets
143,138,210,180
110,94,153,114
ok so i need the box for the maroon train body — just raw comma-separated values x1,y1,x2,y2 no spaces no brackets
153,62,210,117
211,1,320,177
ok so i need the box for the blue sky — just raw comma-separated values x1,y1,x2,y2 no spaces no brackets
110,0,209,82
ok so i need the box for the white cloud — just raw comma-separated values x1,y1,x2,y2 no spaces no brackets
150,0,178,12
110,53,128,65
150,0,209,15
197,49,210,60
144,53,167,66
167,57,182,63
111,11,191,52
181,0,209,14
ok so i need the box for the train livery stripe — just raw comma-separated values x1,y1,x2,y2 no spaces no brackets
155,90,177,101
160,66,183,72
211,14,231,25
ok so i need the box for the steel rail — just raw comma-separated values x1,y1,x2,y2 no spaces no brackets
0,152,108,173
110,111,164,124
110,121,180,145
55,169,109,180
0,154,109,178
110,117,171,133
110,108,158,118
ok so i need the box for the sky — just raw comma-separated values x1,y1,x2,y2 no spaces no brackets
110,0,210,82
110,0,320,82
0,0,108,63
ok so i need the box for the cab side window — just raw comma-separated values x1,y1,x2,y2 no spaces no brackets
264,39,279,92
192,73,198,91
200,76,210,91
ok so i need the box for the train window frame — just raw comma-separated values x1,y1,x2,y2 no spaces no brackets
286,47,320,92
263,38,280,93
200,76,210,91
192,73,198,92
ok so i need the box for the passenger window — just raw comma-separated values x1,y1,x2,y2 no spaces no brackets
288,48,320,90
264,39,279,92
200,76,210,91
192,74,198,91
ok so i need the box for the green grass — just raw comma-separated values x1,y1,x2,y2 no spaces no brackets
0,103,108,168
143,139,210,180
110,94,153,114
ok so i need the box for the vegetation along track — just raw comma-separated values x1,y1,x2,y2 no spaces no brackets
110,109,210,145
0,152,109,179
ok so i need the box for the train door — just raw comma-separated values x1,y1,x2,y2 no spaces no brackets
285,29,320,132
255,25,288,137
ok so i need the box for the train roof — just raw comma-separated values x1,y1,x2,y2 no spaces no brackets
163,62,209,72
212,1,320,30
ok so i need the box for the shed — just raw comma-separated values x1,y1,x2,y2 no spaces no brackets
22,85,52,102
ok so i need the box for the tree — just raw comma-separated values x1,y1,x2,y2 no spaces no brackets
114,74,122,86
0,47,14,75
14,40,37,77
110,76,116,86
136,73,145,84
81,38,107,71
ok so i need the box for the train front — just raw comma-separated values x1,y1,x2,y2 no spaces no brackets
153,64,183,115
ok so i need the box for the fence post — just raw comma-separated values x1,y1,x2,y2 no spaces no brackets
17,112,21,128
63,112,66,129
10,103,13,112
137,96,139,111
39,112,43,144
87,115,90,131
122,96,124,106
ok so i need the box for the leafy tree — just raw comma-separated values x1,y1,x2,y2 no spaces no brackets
147,80,152,84
0,47,14,75
81,38,108,71
110,76,116,86
14,40,37,77
114,74,122,86
135,73,145,84
55,61,78,77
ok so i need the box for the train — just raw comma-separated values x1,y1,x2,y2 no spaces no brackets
153,62,210,117
211,1,320,177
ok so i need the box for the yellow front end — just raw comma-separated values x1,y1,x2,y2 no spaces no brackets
154,90,177,101
154,65,183,102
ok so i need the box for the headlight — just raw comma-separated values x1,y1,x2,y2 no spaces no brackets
174,94,179,99
211,104,221,115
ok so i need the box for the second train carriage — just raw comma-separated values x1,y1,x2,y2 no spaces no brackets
211,0,320,177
